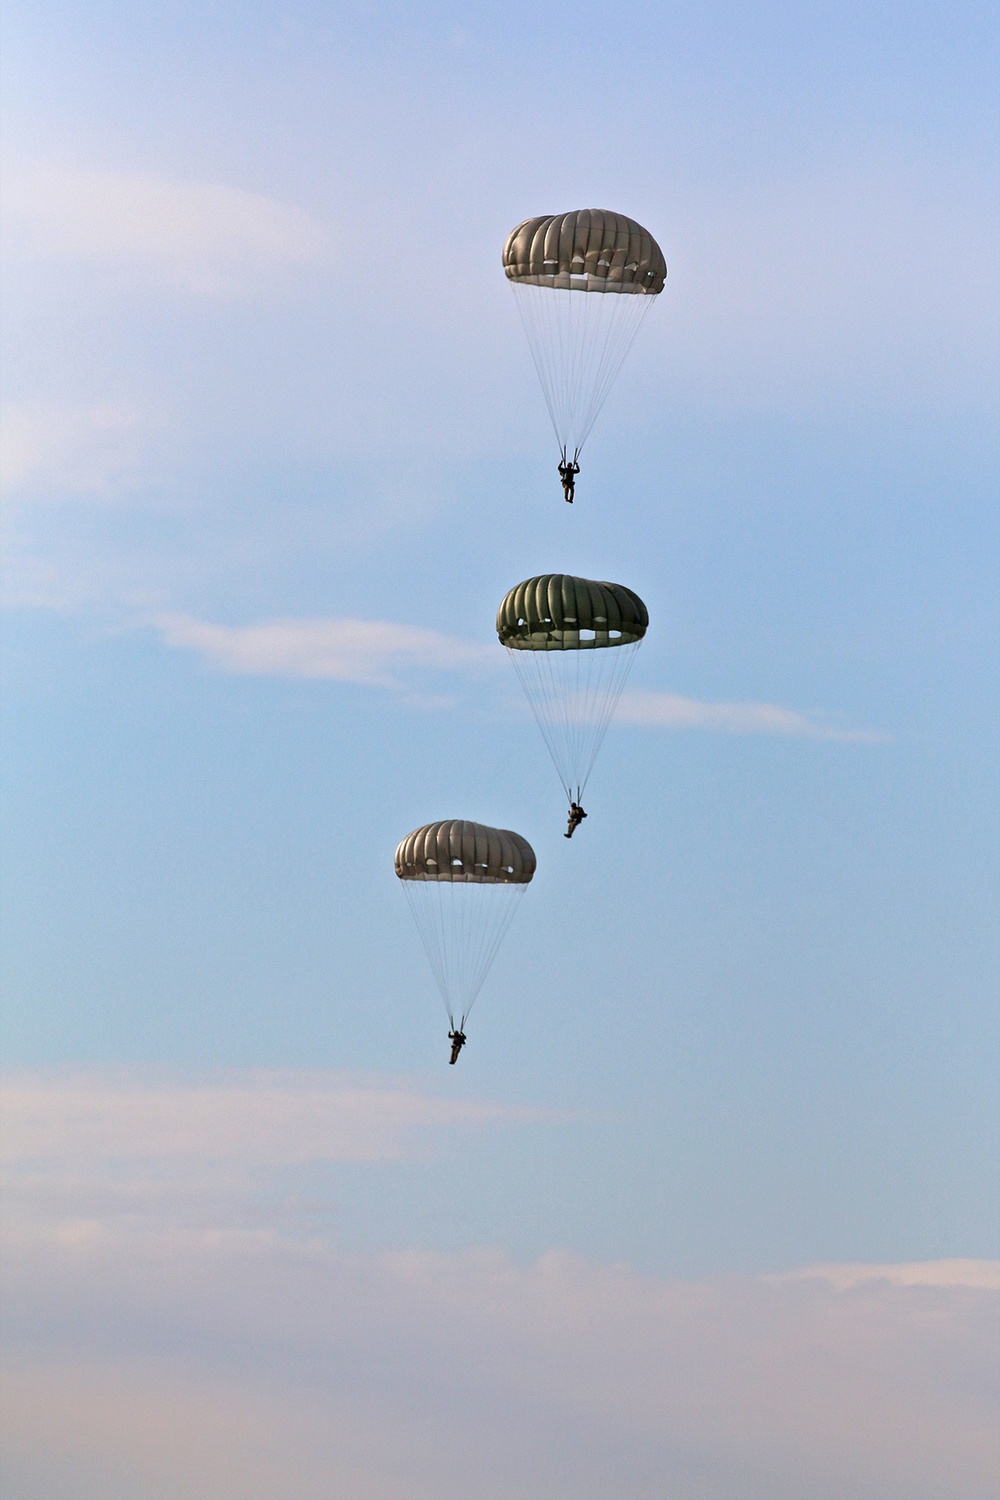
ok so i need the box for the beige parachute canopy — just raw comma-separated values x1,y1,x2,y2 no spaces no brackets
503,210,666,294
395,820,536,885
502,210,666,467
395,821,535,1031
497,574,649,805
497,575,649,651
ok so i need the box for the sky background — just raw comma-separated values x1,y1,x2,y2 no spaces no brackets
1,1,998,1495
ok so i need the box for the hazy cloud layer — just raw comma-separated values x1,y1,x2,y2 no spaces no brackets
1,166,325,295
0,402,157,501
1,145,994,616
1,1069,544,1164
773,1259,1000,1293
660,162,999,412
1,1234,995,1500
1,1070,551,1232
1,1068,995,1499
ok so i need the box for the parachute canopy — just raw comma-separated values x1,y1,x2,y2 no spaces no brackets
395,820,535,1031
497,574,649,651
503,210,666,467
502,210,666,294
498,575,649,805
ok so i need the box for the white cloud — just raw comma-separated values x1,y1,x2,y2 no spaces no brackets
155,613,494,685
616,689,888,743
1,165,324,294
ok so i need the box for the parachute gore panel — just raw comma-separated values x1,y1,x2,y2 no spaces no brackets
503,210,666,294
497,575,649,651
395,820,536,884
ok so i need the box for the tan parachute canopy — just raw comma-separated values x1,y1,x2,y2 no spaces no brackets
502,210,666,468
395,821,535,1031
497,575,649,651
395,820,536,885
503,210,666,294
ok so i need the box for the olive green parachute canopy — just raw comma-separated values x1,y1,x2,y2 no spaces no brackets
502,210,666,466
395,821,536,1033
498,574,649,804
497,575,649,651
395,820,536,885
503,210,666,294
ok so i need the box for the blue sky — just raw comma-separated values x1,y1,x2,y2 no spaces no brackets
1,2,998,1495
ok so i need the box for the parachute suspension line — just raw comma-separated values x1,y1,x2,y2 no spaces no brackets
570,288,653,453
401,880,526,1029
508,640,642,804
511,282,656,460
402,880,454,1027
509,646,569,800
561,639,640,795
446,880,526,1025
512,282,566,453
461,883,526,1024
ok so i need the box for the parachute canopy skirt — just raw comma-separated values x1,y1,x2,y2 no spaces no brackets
498,575,649,804
395,820,535,1032
502,209,665,463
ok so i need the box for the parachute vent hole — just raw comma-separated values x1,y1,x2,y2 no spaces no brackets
609,629,621,640
580,628,596,641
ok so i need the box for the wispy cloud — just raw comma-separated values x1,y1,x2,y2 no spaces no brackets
1,1069,541,1170
1,166,324,294
616,689,888,743
155,613,493,686
773,1260,1000,1292
153,614,886,741
0,401,156,500
0,1069,553,1233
